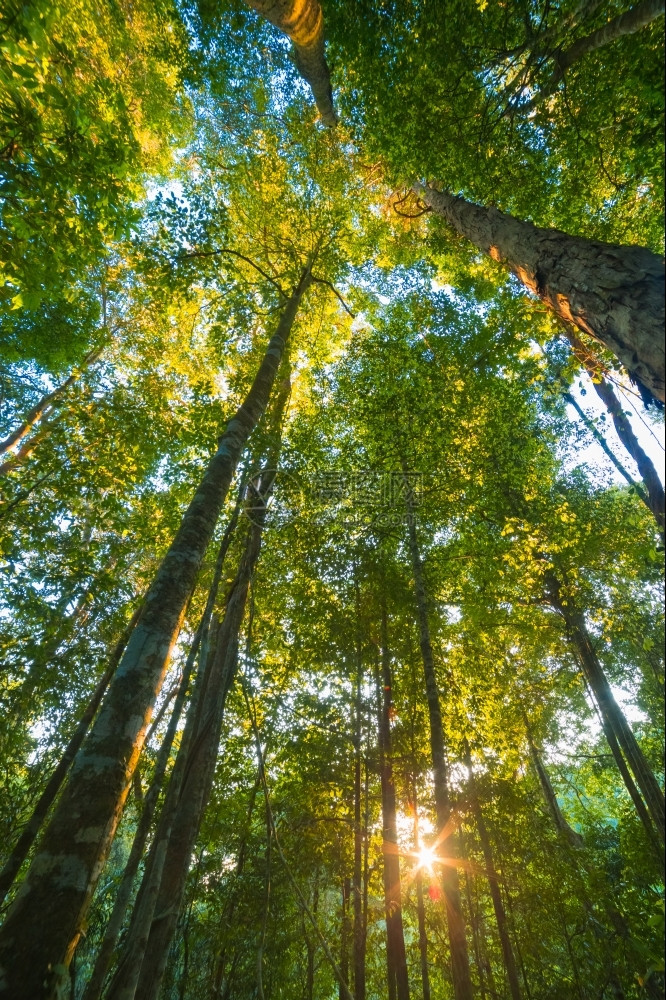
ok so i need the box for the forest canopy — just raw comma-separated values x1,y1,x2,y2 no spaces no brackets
0,1,664,999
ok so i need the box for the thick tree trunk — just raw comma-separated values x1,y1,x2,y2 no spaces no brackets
0,271,311,1000
111,381,288,1000
0,609,138,905
414,183,665,403
547,574,665,845
563,328,664,532
376,602,410,1000
81,635,199,1000
0,347,102,459
243,0,337,125
464,748,522,1000
519,0,665,113
403,475,473,1000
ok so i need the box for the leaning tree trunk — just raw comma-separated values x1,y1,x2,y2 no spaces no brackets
243,0,337,125
403,474,473,1000
110,371,290,1000
0,608,139,906
414,183,665,404
0,270,311,1000
81,633,200,1000
0,346,102,459
546,573,665,846
522,712,584,848
562,328,664,532
375,601,410,1000
464,746,522,1000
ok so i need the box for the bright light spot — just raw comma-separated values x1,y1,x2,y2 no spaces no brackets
417,844,437,871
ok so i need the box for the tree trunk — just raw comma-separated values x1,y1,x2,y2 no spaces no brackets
403,475,473,1000
0,608,139,905
522,713,584,847
414,183,665,404
563,328,664,532
352,642,366,1000
0,347,102,459
547,573,665,845
0,271,311,1000
243,0,337,125
81,633,199,1000
464,747,522,1000
563,390,647,498
519,0,666,113
340,878,351,1000
412,786,431,1000
375,601,410,1000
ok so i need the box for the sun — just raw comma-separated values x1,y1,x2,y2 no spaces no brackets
416,844,437,871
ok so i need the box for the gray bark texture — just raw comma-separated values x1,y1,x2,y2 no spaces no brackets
243,0,337,125
415,183,665,404
0,271,311,1000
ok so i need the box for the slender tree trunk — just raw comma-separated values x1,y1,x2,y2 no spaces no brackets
522,712,584,847
464,747,522,1000
0,607,139,905
340,878,351,1000
375,600,410,1000
585,682,664,869
256,796,272,1000
243,0,337,125
412,786,431,1000
519,0,665,113
211,775,261,999
352,641,366,1000
0,346,102,459
403,474,473,1000
547,573,665,845
563,328,664,531
563,390,647,498
414,183,665,403
0,271,311,1000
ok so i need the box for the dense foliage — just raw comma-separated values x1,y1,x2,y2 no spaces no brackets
0,1,663,999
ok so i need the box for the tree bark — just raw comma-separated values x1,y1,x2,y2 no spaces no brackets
547,573,665,846
0,347,102,459
403,474,473,1000
563,328,664,532
114,368,291,1000
81,634,199,1000
340,878,351,1000
352,639,366,1000
375,602,410,1000
243,0,337,125
412,785,431,1000
414,182,665,404
464,747,522,1000
0,608,139,906
0,270,311,1000
522,713,584,847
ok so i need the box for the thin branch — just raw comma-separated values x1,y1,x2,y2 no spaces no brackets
178,247,288,299
309,276,356,318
